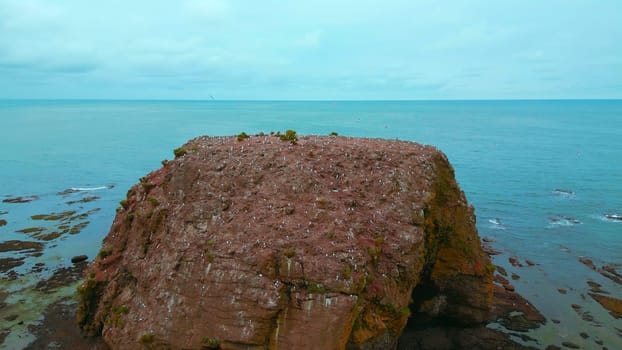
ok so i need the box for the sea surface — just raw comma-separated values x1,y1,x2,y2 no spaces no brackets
1,99,621,349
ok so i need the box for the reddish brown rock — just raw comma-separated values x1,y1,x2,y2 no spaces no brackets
77,135,493,350
509,256,524,267
589,293,622,319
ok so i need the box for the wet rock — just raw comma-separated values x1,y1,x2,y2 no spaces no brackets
496,266,508,276
495,274,510,286
482,242,503,255
77,135,495,350
589,293,622,319
31,210,76,221
4,314,18,322
31,262,46,273
558,288,567,294
579,332,589,339
71,255,89,264
57,188,81,195
579,257,622,286
561,341,580,349
509,256,523,267
548,215,581,226
26,297,110,350
2,195,39,203
397,326,538,350
66,196,100,205
587,280,608,294
35,264,89,293
504,284,515,292
604,213,622,222
0,257,25,273
525,259,536,266
570,303,599,324
511,273,520,280
491,285,546,332
0,240,43,254
0,219,6,227
552,319,561,324
545,345,561,350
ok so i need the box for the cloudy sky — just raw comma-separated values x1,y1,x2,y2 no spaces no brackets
0,0,620,100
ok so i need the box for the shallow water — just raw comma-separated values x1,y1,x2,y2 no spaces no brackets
1,99,621,349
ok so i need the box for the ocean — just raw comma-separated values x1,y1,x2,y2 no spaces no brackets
1,100,621,349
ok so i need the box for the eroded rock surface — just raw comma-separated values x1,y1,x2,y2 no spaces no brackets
77,135,493,350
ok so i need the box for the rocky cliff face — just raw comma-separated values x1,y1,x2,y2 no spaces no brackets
77,135,493,350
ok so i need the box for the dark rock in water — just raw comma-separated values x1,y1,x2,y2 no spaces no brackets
71,255,89,264
589,293,622,319
580,257,598,270
561,341,580,349
482,242,503,255
0,240,44,254
587,280,608,294
31,210,76,221
35,263,89,293
558,288,567,294
545,345,562,350
504,284,515,292
579,257,622,286
548,215,581,226
604,213,622,221
2,195,39,203
66,196,100,205
509,256,524,267
0,219,6,227
579,332,589,339
0,257,25,273
492,285,546,332
495,274,510,286
0,210,7,215
77,135,495,350
525,259,536,266
57,188,81,195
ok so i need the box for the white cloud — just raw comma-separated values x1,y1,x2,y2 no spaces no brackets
292,31,322,49
184,0,230,21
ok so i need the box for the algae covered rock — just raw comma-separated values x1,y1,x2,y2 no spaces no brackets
77,135,493,350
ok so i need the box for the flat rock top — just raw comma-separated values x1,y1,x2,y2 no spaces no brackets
147,135,444,293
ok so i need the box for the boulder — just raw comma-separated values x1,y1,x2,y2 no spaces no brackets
77,135,493,350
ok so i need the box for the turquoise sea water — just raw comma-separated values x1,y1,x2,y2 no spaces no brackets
1,100,621,349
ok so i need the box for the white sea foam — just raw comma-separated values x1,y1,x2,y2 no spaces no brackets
487,218,506,230
547,215,582,228
70,185,112,191
551,189,575,198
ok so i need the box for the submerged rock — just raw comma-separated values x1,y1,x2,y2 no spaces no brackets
77,135,494,350
2,195,39,203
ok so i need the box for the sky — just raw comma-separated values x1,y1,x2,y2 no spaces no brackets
0,0,621,100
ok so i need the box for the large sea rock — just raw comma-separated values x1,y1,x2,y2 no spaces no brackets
77,135,494,349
